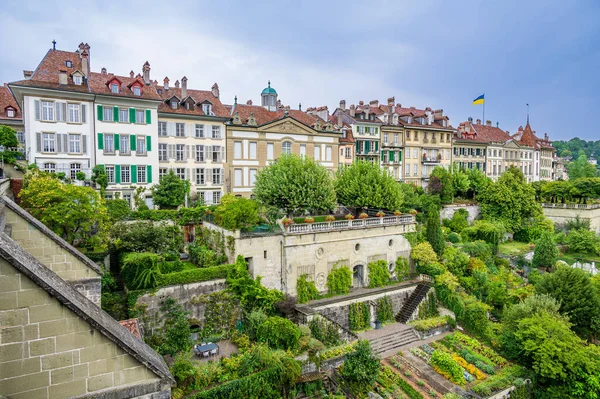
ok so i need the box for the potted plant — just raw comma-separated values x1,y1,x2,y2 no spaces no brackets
325,215,335,222
376,211,385,218
345,214,355,220
409,209,418,216
394,210,402,216
304,216,315,224
281,217,293,227
358,212,369,219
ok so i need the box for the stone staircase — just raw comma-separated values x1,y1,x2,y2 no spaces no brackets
364,324,420,356
395,282,431,323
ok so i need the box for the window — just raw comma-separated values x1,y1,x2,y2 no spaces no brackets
345,147,351,159
66,61,73,68
196,168,205,185
42,133,55,152
267,143,274,160
68,134,81,153
120,135,130,154
195,124,204,138
158,121,167,136
159,168,168,179
133,86,141,96
212,145,221,162
249,142,257,159
234,169,242,186
249,169,257,186
136,137,145,154
171,100,177,109
7,109,15,118
282,141,292,155
413,131,418,140
196,145,205,162
175,168,186,180
104,134,114,153
17,131,24,143
106,166,115,183
212,191,221,204
103,106,113,122
135,110,144,124
176,123,185,137
413,148,418,158
394,134,399,145
383,133,388,144
73,75,82,85
202,103,212,115
413,164,418,176
406,131,410,139
137,166,146,183
43,163,56,173
159,143,168,161
176,144,185,161
111,84,119,94
326,146,332,161
300,144,306,157
234,142,242,159
314,146,321,161
211,126,221,139
41,101,54,121
212,169,222,185
119,108,128,123
121,165,131,183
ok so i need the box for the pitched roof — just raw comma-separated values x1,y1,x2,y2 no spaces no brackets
471,123,511,143
0,232,174,385
119,318,142,340
0,85,21,121
88,72,160,100
155,86,229,118
230,104,331,130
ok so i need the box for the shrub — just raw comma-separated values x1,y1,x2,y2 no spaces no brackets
368,260,390,288
349,302,371,331
106,199,131,221
326,265,352,295
461,220,506,253
417,262,446,277
429,350,465,385
213,194,260,230
566,228,600,255
376,296,394,323
158,264,233,286
188,243,219,267
409,315,455,332
121,252,162,289
395,256,411,281
245,309,268,341
411,242,438,266
111,221,184,254
309,317,341,347
256,316,301,351
532,231,558,268
297,274,320,303
448,232,461,243
341,341,380,397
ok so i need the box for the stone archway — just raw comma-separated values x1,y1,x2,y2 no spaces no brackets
353,264,365,288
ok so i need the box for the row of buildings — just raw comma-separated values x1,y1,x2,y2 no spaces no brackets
0,42,565,206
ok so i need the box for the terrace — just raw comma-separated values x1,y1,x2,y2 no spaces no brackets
285,214,415,234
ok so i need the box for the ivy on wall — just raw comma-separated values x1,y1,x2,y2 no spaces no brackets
376,296,394,323
192,291,240,337
349,302,371,331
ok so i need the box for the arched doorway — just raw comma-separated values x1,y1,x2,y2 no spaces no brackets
353,265,365,288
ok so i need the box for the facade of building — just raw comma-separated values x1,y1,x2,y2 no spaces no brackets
0,84,25,150
331,101,382,164
156,78,229,205
226,83,342,197
379,98,404,181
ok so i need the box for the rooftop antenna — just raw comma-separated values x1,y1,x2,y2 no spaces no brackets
52,40,56,51
526,103,530,124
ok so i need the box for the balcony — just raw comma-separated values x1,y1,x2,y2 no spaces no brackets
286,215,415,235
422,154,442,164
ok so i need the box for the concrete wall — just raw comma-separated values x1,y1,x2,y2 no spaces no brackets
0,259,165,399
440,204,481,222
541,205,600,233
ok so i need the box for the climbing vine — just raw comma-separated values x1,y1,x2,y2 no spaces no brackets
326,265,352,295
376,296,394,323
418,291,440,320
349,302,371,331
193,291,240,337
368,260,391,288
297,274,320,304
308,316,341,347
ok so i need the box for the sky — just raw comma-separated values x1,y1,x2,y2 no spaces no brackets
1,0,599,140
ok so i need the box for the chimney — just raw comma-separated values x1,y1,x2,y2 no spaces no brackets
142,61,151,85
211,83,219,98
58,70,67,85
387,98,394,124
23,70,33,79
101,67,107,74
246,99,253,105
130,70,134,78
349,105,355,117
369,100,379,107
359,101,364,106
496,122,499,128
181,76,188,98
163,77,169,90
174,80,180,88
337,111,343,128
476,119,481,125
339,99,346,111
364,104,370,118
81,50,89,77
485,120,492,126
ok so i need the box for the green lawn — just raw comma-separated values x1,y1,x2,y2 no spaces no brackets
497,241,532,257
558,252,600,264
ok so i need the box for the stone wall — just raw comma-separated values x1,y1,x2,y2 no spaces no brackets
135,279,228,334
541,205,600,233
440,204,481,222
0,259,166,399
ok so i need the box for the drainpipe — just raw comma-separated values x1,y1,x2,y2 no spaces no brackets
280,239,284,292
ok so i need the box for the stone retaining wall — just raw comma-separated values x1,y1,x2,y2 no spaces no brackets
441,204,481,222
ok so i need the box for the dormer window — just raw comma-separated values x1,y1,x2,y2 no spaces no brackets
73,75,82,85
202,103,212,115
6,108,15,118
66,61,73,68
185,102,190,110
171,100,177,109
133,86,141,96
111,84,119,94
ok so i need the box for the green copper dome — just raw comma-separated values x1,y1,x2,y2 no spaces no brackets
261,80,277,95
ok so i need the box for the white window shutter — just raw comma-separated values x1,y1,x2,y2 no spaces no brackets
220,147,225,162
62,103,67,122
56,134,63,153
205,146,211,161
82,135,87,154
168,144,174,159
206,168,212,184
167,122,175,136
55,103,60,122
63,134,68,153
34,100,40,120
36,132,41,152
81,104,87,123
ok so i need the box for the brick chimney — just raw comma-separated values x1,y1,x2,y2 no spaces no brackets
387,97,394,124
246,100,253,105
58,70,67,85
349,104,355,117
339,99,346,111
476,119,481,125
163,77,169,90
337,110,343,128
23,70,33,79
130,70,134,78
181,76,188,98
101,67,107,75
485,120,492,126
174,80,180,88
364,104,370,118
80,50,89,77
369,100,379,108
212,83,219,98
142,61,151,85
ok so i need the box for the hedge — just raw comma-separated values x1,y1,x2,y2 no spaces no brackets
190,368,281,399
157,264,234,286
128,207,206,225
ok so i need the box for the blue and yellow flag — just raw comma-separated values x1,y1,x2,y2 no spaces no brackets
473,94,485,105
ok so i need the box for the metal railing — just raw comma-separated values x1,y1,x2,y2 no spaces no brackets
286,215,415,234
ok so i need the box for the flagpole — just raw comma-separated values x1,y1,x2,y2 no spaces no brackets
483,93,485,123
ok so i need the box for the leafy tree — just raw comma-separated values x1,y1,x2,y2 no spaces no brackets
91,165,108,193
411,242,438,266
535,265,600,337
254,154,336,214
465,168,491,198
532,231,559,269
110,221,183,254
19,170,108,245
566,154,597,180
429,166,454,203
106,199,131,221
395,257,410,281
451,167,470,198
213,194,260,230
477,167,542,232
340,340,380,396
446,208,469,233
256,316,301,351
367,260,390,288
443,246,470,277
0,125,18,148
152,169,190,209
461,220,506,253
426,204,445,256
159,299,192,356
335,160,403,210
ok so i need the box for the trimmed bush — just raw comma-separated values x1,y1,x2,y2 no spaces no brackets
368,260,390,288
448,232,461,243
158,264,234,286
256,316,301,351
297,274,320,303
326,265,352,295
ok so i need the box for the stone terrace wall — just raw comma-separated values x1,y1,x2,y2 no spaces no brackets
541,204,600,233
441,204,481,222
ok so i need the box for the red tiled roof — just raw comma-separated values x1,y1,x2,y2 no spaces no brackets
516,123,537,148
0,85,21,120
119,318,142,340
155,86,229,118
471,123,511,143
231,104,327,130
88,72,160,100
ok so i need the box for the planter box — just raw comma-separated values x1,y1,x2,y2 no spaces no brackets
416,324,452,340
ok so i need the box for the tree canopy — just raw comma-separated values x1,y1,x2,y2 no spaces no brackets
152,169,190,209
335,160,403,210
0,125,18,148
426,204,445,256
566,154,598,180
253,154,336,214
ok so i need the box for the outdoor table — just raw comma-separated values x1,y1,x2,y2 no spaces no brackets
194,343,219,357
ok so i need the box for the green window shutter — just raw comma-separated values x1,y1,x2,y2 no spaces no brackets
146,136,152,152
147,165,152,184
398,151,402,161
97,105,103,121
390,151,395,162
375,141,379,152
365,141,370,153
115,165,121,184
381,150,384,162
97,133,104,150
355,141,359,153
113,106,119,121
114,134,120,151
131,165,137,183
375,127,378,134
130,135,137,151
145,109,151,124
129,108,136,123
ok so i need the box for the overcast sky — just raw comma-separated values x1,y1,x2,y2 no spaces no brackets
1,0,599,140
